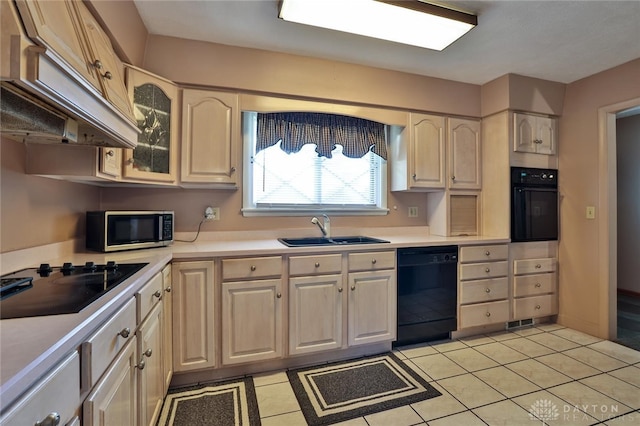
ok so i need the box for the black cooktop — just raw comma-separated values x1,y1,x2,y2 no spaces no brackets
0,261,148,320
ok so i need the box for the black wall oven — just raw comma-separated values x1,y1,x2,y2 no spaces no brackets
511,167,558,242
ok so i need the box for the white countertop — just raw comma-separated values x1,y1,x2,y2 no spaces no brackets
0,227,508,410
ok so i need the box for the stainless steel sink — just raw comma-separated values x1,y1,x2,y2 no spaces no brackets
278,236,390,247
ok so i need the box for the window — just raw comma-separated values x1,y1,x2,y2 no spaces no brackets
242,112,388,216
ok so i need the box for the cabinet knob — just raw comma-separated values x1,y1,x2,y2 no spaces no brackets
535,305,541,310
338,287,343,293
144,348,153,358
136,359,146,370
106,149,115,157
35,412,60,426
412,173,417,181
92,59,103,69
165,286,172,293
250,265,256,271
351,285,356,291
485,312,491,317
535,283,541,288
485,288,491,293
231,166,237,173
276,292,282,298
153,290,162,299
118,327,131,338
102,71,112,80
485,268,490,273
315,262,320,268
451,175,456,181
371,259,377,265
485,251,490,256
535,264,542,269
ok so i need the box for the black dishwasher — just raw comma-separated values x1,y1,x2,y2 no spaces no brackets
394,246,458,346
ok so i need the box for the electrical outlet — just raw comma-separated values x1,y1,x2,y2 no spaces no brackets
204,206,220,221
408,206,418,217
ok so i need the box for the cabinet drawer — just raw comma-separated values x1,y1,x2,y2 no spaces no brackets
136,271,163,323
348,251,395,272
459,300,509,329
513,273,556,297
459,244,508,263
513,258,556,275
223,256,282,280
81,298,136,390
514,294,556,319
0,351,80,426
459,261,508,280
460,277,508,304
289,254,342,276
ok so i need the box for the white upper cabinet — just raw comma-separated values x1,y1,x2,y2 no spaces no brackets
513,112,557,155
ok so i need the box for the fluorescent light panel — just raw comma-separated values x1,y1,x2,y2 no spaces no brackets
279,0,477,51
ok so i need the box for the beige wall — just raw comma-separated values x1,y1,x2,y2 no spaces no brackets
481,74,566,117
143,35,481,118
558,58,640,337
0,138,101,252
616,114,640,293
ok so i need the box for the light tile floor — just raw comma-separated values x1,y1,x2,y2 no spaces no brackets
253,324,640,425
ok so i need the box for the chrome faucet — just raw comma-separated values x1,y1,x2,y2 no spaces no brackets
311,214,331,238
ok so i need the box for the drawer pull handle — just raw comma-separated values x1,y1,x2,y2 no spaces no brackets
35,412,60,426
372,259,377,264
165,286,172,293
276,292,282,298
153,290,162,299
143,348,153,358
485,288,491,293
535,305,541,310
351,285,356,291
338,287,343,293
535,283,542,288
485,268,490,273
535,264,542,269
118,327,131,338
136,359,146,370
250,265,257,271
485,251,490,256
485,312,491,317
315,262,320,267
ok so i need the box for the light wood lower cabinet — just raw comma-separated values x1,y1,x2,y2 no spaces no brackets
348,269,396,346
0,351,80,426
289,274,344,355
83,338,138,426
458,244,509,329
161,264,173,393
172,261,216,372
221,278,283,365
137,302,164,426
511,241,558,321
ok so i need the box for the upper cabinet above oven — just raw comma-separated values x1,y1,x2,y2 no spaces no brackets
513,112,558,156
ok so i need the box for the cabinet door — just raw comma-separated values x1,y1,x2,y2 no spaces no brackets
348,270,396,346
99,147,122,178
289,274,343,355
513,113,537,153
161,264,173,393
410,113,445,189
535,116,557,155
124,66,179,183
222,279,283,365
83,338,137,426
137,303,164,426
448,118,481,189
172,261,216,372
181,89,239,186
15,0,100,91
75,2,133,119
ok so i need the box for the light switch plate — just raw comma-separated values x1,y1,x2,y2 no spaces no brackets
408,206,418,217
586,206,596,219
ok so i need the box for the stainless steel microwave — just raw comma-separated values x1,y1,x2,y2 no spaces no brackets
86,211,174,252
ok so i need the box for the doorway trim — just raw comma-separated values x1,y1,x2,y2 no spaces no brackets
598,97,640,339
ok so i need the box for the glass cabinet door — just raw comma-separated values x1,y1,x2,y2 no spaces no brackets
123,65,178,183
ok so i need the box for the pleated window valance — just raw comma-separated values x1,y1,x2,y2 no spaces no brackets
256,112,388,160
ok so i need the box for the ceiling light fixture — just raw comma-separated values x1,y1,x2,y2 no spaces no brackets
278,0,477,51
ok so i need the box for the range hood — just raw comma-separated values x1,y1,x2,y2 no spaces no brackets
1,84,133,147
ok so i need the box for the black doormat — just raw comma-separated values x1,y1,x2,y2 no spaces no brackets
157,377,261,426
287,352,441,425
